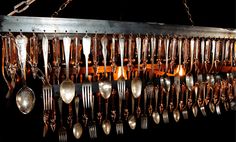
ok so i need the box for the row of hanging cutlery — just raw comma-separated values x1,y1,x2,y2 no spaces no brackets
1,32,236,140
3,33,236,90
42,72,236,140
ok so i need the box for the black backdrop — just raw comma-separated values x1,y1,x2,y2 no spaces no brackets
0,0,235,142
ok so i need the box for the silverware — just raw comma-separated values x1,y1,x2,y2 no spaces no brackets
42,35,53,111
89,95,97,139
60,36,75,104
15,33,36,114
82,34,92,108
58,98,67,142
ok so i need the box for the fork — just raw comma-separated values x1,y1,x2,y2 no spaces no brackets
42,35,52,111
141,88,148,129
89,95,97,139
117,35,126,100
116,92,124,135
58,98,67,142
82,33,92,109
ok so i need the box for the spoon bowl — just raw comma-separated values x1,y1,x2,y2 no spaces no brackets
73,123,83,139
152,111,160,124
73,96,83,139
131,78,142,98
102,120,111,135
99,81,112,99
60,80,75,104
16,86,35,114
173,109,180,122
128,115,136,130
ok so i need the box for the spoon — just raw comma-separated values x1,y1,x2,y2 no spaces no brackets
15,34,35,114
152,86,160,124
173,76,180,122
192,85,198,117
181,84,188,120
163,77,170,124
60,36,75,104
73,96,83,139
99,35,112,135
186,74,194,108
128,96,136,129
101,97,111,135
131,36,142,99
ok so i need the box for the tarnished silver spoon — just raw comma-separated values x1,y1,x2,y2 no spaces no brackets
152,86,160,124
15,34,35,114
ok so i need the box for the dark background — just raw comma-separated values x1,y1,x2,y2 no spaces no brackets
0,0,236,142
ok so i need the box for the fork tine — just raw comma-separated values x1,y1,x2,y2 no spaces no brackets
82,85,85,109
43,89,45,111
89,85,92,108
50,87,53,110
46,88,48,110
86,85,88,108
123,81,126,99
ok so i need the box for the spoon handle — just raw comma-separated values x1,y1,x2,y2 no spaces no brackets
132,95,134,113
164,37,169,73
136,36,141,76
105,99,109,120
144,88,147,113
151,36,156,78
189,38,194,72
230,41,233,67
201,39,205,69
101,35,108,78
74,96,79,122
209,39,216,73
16,34,28,82
128,35,133,72
119,35,125,76
142,35,148,73
225,40,230,62
157,36,163,71
63,36,71,79
155,86,159,111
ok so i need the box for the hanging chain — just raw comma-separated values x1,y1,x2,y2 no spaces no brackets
182,0,194,26
8,0,36,16
51,0,73,17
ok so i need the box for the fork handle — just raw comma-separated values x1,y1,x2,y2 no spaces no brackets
63,36,71,79
42,36,49,81
85,54,89,78
58,98,63,126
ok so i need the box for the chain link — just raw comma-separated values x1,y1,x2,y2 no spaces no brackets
183,0,194,26
51,0,73,17
8,0,36,16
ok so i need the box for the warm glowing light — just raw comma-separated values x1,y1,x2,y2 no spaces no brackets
114,67,127,80
178,65,186,77
174,65,186,77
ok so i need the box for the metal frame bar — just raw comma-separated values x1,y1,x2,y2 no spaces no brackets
0,15,236,38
